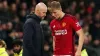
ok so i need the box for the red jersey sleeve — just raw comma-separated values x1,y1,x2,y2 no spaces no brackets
70,16,82,31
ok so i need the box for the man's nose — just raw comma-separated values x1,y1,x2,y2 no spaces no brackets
43,13,46,17
51,13,55,17
44,14,46,17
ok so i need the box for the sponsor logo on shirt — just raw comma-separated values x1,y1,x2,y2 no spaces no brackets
54,29,67,35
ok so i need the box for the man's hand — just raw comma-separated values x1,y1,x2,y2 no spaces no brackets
75,50,81,56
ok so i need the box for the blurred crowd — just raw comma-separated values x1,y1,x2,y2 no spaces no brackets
0,0,100,56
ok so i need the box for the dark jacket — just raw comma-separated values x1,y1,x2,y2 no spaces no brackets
23,14,44,56
83,45,98,56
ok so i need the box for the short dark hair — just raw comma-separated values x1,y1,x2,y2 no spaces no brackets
12,40,22,47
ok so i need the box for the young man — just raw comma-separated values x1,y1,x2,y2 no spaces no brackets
48,1,84,56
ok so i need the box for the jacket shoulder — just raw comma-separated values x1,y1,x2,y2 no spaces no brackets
25,18,34,24
25,14,36,24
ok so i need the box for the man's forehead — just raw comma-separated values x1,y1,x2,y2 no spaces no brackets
48,8,56,12
50,10,59,13
40,8,47,12
13,44,20,47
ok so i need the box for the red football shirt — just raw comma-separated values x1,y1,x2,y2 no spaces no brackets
50,14,81,55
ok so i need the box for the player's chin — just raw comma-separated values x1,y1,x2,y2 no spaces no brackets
55,17,58,19
52,16,56,19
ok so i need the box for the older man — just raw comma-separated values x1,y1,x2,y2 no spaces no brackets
23,2,47,56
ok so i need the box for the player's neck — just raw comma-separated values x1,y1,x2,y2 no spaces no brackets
59,12,65,20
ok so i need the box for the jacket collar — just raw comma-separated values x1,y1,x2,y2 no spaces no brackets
27,13,41,23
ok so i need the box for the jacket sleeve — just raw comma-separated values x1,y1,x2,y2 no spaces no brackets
23,22,37,55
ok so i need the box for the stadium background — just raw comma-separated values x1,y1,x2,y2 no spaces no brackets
0,0,100,56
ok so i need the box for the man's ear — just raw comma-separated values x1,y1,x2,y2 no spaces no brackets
36,9,40,14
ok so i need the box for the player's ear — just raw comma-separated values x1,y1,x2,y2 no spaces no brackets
59,8,62,12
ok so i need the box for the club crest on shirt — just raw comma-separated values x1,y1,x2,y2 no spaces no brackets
62,22,66,27
53,25,55,28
